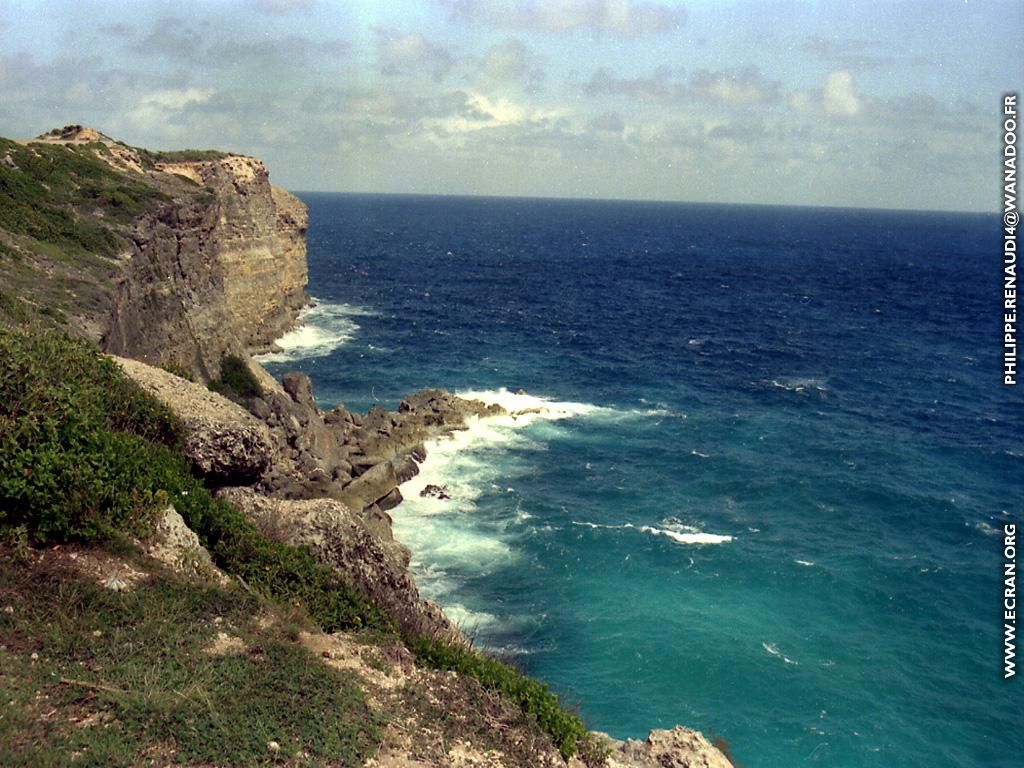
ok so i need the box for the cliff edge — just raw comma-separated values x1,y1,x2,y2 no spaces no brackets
0,125,308,379
0,127,736,768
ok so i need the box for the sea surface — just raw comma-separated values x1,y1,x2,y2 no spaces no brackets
260,193,1022,768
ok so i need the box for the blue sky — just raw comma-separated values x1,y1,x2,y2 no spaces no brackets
0,0,1020,210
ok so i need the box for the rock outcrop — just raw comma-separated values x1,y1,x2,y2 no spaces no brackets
112,356,275,486
112,356,499,643
599,727,736,768
218,488,462,643
104,156,307,377
152,157,308,353
18,126,308,378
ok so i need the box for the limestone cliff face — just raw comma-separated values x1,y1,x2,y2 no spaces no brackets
104,153,307,377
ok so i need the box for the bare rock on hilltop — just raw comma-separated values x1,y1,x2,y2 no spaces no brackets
112,356,275,486
601,726,735,768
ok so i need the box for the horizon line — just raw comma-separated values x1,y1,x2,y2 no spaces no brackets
288,189,992,218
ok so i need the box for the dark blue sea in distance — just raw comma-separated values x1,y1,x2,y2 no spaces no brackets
261,193,1022,767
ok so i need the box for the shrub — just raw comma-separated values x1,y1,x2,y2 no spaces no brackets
0,325,180,540
0,325,388,633
208,354,262,399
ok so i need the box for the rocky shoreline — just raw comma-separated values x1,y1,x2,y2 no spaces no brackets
115,352,735,768
114,354,506,644
1,126,732,766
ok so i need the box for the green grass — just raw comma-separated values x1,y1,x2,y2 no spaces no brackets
151,149,231,163
0,322,608,763
0,325,391,634
0,548,382,767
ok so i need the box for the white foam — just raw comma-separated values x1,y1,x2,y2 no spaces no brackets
642,526,733,545
255,299,374,363
442,603,500,632
572,520,733,546
457,387,608,423
770,377,828,395
762,642,799,665
973,521,1002,537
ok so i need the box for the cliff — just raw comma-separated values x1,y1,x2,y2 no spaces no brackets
0,128,735,768
0,125,308,378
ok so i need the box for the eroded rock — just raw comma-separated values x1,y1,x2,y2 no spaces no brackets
217,487,463,642
112,356,275,486
602,726,735,768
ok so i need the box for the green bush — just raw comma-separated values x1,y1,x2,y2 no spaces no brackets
0,326,180,540
0,325,388,633
150,148,230,163
0,138,167,255
208,354,262,399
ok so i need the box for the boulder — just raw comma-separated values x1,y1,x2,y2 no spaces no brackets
420,484,451,500
181,417,274,485
111,356,274,486
282,371,317,411
340,460,399,513
143,506,228,584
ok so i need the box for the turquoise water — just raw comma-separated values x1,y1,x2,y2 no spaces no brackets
262,194,1021,767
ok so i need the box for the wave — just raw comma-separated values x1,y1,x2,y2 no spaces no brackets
973,521,1003,537
762,642,799,665
442,603,500,632
572,520,734,546
459,388,687,423
255,299,374,363
456,387,608,423
769,377,829,395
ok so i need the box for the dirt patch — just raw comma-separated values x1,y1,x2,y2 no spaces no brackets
35,545,150,592
205,630,247,656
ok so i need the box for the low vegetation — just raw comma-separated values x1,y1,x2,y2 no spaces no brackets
145,148,231,163
0,135,183,336
0,321,603,764
0,545,382,767
0,138,165,254
0,325,388,632
409,635,608,764
207,353,263,400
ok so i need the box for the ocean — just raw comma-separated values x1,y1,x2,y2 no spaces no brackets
259,193,1021,767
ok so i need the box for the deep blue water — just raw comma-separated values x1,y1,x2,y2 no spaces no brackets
262,193,1022,767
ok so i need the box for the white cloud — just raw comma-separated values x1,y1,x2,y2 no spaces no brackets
476,38,545,92
690,66,781,107
140,87,215,110
377,30,454,82
822,70,861,117
250,0,314,15
446,0,686,38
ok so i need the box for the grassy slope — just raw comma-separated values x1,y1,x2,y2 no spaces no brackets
0,322,606,766
0,545,382,767
0,136,174,335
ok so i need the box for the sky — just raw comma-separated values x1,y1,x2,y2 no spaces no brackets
0,0,1021,211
